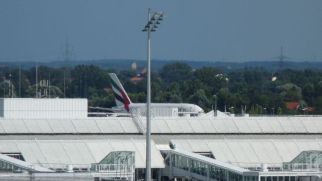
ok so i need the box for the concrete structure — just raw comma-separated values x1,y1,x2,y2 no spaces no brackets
0,98,87,119
0,98,322,180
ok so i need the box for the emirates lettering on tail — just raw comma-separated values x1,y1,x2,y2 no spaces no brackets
109,73,132,112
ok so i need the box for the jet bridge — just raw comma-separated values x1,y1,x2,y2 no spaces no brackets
0,153,53,173
159,148,258,181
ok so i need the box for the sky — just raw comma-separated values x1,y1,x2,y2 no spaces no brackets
0,0,322,62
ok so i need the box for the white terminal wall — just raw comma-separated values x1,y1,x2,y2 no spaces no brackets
0,98,88,119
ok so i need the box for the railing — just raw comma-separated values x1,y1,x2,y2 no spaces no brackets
283,163,322,172
249,114,322,117
228,162,282,169
228,162,322,172
88,112,131,117
91,164,134,173
38,163,91,172
91,163,135,179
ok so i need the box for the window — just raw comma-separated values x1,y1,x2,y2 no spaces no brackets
1,152,25,161
194,152,215,159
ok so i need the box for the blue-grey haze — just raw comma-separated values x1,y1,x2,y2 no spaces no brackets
0,0,322,62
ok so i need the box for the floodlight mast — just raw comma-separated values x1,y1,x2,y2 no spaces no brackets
142,8,164,181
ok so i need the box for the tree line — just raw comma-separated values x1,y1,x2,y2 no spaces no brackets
1,62,322,114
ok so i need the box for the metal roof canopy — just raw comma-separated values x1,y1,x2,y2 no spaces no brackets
0,139,165,169
170,138,322,168
1,115,322,134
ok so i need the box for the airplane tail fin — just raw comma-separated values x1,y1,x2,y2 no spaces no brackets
108,73,132,112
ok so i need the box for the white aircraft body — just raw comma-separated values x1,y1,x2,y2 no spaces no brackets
109,73,204,117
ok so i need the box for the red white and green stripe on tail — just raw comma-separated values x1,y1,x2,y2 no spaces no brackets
108,73,132,112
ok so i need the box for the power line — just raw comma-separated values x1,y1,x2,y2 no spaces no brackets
19,65,21,97
63,39,72,98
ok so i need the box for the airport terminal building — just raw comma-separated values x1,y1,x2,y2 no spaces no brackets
0,98,322,181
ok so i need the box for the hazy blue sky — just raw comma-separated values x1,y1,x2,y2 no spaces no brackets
0,0,322,62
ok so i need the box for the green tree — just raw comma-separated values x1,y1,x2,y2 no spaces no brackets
194,67,226,93
188,89,211,111
159,63,193,84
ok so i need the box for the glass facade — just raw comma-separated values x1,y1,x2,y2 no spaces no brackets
209,165,226,181
260,176,300,181
0,161,23,173
167,152,258,181
283,151,322,171
99,151,135,166
91,151,135,176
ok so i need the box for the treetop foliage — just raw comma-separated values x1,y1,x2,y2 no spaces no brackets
1,62,322,115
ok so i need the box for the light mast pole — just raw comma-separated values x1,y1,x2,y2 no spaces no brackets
142,9,164,181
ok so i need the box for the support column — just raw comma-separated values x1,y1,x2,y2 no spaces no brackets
169,153,173,180
206,164,210,181
158,168,161,181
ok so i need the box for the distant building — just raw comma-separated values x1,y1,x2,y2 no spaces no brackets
131,62,137,71
286,101,300,110
130,75,144,83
